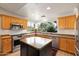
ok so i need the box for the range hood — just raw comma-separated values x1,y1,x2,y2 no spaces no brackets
10,23,23,30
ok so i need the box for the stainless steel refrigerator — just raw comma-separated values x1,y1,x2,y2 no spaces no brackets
75,17,79,56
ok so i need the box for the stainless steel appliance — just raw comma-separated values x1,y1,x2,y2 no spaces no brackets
10,23,23,30
75,17,79,55
12,34,22,52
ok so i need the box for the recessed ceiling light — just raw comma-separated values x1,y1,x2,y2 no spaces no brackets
47,7,51,10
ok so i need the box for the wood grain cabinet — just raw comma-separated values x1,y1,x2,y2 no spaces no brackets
59,37,75,54
66,38,75,53
0,35,12,55
58,17,66,29
11,17,18,24
1,15,11,29
58,15,76,29
65,16,76,29
11,17,27,29
0,15,28,29
59,37,67,51
19,19,27,29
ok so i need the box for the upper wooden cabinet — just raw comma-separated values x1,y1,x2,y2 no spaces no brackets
58,15,76,29
0,15,28,29
1,15,11,29
58,17,66,29
11,17,21,24
21,19,27,29
65,16,76,29
11,17,27,29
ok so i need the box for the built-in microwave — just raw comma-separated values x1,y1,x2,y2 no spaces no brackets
10,24,23,30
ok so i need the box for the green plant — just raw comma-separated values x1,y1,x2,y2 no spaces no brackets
38,22,57,32
47,26,56,32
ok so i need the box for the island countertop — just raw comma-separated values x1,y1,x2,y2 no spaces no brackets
20,36,52,50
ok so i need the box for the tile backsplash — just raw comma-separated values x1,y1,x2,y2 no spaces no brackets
0,29,29,35
58,29,77,35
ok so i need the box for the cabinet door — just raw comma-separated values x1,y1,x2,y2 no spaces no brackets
65,16,76,29
11,17,27,29
11,17,20,24
2,36,12,54
58,17,66,29
66,38,75,54
23,20,27,29
59,37,66,51
20,19,27,29
2,15,11,29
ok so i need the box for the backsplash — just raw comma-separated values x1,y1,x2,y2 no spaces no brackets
58,29,77,35
0,29,29,35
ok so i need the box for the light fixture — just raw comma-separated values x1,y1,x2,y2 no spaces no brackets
47,7,51,10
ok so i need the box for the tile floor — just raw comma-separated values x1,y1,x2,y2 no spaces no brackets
6,50,73,56
6,50,20,56
56,50,74,56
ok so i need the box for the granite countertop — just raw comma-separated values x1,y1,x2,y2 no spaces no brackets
25,32,76,38
0,30,30,35
20,36,52,50
0,30,76,39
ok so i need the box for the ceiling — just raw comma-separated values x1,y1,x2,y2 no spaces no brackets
0,3,79,23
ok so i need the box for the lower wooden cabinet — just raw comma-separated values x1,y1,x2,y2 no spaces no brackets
59,37,67,51
59,37,75,54
0,35,12,55
1,15,11,29
66,39,75,53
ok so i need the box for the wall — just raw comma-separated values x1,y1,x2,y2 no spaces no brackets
57,29,77,35
0,29,29,35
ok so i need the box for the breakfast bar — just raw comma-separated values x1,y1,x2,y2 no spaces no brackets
20,36,52,56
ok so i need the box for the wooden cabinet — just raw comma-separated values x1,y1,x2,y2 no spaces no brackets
59,37,75,54
22,20,27,29
0,35,12,54
59,37,67,51
1,15,11,29
65,16,76,29
11,17,27,29
11,17,21,24
58,15,76,29
0,15,28,29
21,41,52,56
58,17,66,29
66,39,75,53
19,19,27,29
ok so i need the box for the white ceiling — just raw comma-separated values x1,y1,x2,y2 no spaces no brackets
0,3,79,23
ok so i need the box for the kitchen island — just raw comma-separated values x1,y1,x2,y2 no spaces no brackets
20,36,52,56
